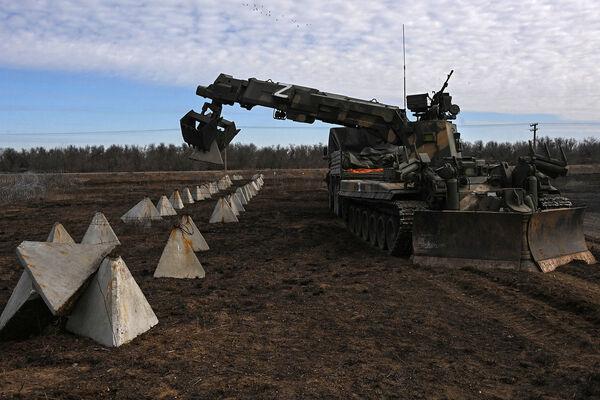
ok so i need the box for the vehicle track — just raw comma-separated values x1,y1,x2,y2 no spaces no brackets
414,267,600,353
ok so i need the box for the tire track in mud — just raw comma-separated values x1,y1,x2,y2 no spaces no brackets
554,271,600,299
560,261,600,285
413,267,600,354
465,267,600,327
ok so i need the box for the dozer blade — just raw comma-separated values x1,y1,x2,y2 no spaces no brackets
528,207,596,272
412,211,528,270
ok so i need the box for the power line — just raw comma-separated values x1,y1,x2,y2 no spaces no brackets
0,126,331,136
2,121,600,136
0,128,179,136
459,122,600,127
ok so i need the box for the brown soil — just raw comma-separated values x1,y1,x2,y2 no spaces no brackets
0,170,599,399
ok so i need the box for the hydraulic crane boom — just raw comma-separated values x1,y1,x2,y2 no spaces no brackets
181,73,411,163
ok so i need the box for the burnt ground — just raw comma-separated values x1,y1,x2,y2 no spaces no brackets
0,169,600,399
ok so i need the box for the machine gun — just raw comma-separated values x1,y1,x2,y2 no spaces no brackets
406,70,460,121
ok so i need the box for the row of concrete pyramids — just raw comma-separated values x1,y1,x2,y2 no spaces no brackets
0,174,265,347
120,174,264,225
209,175,264,223
120,175,236,225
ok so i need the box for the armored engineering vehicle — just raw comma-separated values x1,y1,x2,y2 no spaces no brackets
180,72,596,272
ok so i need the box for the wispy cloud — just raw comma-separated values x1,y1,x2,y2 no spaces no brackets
1,0,599,120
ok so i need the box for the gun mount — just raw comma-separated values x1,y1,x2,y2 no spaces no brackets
406,70,461,121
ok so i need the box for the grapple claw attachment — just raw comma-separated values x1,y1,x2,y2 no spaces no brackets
180,102,240,165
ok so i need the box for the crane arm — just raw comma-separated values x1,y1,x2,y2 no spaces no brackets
180,73,409,164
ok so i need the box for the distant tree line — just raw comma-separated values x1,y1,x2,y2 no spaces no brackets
0,137,598,173
0,143,327,173
461,137,600,164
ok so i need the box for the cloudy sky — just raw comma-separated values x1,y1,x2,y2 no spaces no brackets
1,0,599,148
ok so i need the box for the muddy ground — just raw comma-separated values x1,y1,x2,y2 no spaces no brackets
0,168,599,399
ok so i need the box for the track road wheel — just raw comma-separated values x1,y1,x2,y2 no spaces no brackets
361,211,370,241
376,215,387,250
385,216,399,255
347,206,355,232
353,207,362,236
368,212,378,246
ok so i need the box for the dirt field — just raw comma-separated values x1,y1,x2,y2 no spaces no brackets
1,168,600,399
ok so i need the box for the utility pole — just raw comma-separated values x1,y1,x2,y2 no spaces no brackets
530,123,538,148
402,24,407,110
223,147,228,171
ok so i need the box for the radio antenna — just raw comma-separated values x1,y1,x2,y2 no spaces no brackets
403,24,407,110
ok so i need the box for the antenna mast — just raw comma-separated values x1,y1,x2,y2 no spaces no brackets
402,24,407,110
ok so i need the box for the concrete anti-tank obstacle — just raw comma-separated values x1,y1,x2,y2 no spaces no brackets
209,182,219,194
200,185,212,199
242,185,252,201
154,228,205,279
219,176,230,189
180,215,209,252
227,196,240,217
228,194,245,216
209,198,239,224
47,222,75,244
244,187,252,201
169,190,185,210
1,223,81,332
121,197,162,225
66,256,158,347
234,192,246,210
235,187,248,205
193,185,205,201
182,187,195,204
0,270,39,332
81,212,121,246
245,184,255,199
156,195,177,217
16,241,116,315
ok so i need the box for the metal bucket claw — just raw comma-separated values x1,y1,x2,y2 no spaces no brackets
180,103,240,165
